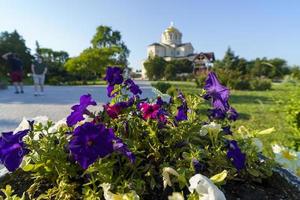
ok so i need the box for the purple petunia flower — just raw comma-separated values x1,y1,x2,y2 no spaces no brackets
104,67,124,86
192,158,205,174
222,126,232,135
124,79,142,95
67,94,97,127
156,97,164,106
107,85,119,98
113,138,135,163
227,140,246,171
204,72,238,121
69,122,134,169
207,108,226,120
204,72,229,110
0,130,29,171
175,105,188,121
175,92,188,122
227,107,239,121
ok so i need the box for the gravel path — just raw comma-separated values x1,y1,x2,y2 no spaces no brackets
0,81,155,132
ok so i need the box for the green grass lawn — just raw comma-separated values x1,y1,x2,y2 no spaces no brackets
169,81,300,149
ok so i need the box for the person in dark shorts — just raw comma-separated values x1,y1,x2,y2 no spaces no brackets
31,55,47,96
2,52,24,94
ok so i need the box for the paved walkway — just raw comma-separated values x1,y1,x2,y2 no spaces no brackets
0,81,155,132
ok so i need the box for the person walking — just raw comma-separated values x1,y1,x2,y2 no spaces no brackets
31,55,47,96
2,52,24,94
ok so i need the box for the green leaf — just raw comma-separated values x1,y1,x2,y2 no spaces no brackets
22,164,35,172
210,170,228,184
22,163,44,172
177,174,187,189
256,127,275,135
247,168,261,177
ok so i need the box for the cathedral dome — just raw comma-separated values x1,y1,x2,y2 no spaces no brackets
161,23,182,46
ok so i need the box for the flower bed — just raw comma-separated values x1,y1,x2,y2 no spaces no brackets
0,67,299,199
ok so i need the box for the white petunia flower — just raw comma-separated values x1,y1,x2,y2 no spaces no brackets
272,144,283,154
74,114,94,128
200,122,222,136
188,174,226,200
272,144,300,175
48,118,67,133
14,117,30,133
100,183,140,200
252,138,263,152
162,167,180,188
101,183,117,200
168,192,184,200
32,116,49,125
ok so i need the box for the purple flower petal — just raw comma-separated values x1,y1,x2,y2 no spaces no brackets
69,123,115,169
107,85,118,98
69,122,135,169
227,140,246,170
113,137,135,163
0,130,29,171
227,107,239,121
67,94,96,127
104,67,124,86
124,79,142,95
175,105,188,121
204,72,229,105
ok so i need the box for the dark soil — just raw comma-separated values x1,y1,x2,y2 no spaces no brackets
1,170,299,199
223,173,300,200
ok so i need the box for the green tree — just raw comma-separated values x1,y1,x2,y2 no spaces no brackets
65,25,129,81
175,59,193,74
91,25,130,66
0,30,32,77
291,65,300,80
65,47,120,81
36,41,70,83
144,56,166,80
164,59,193,80
164,61,177,80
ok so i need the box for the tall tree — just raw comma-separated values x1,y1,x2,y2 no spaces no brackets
91,25,129,66
0,30,32,76
143,56,166,80
65,25,129,81
35,41,70,83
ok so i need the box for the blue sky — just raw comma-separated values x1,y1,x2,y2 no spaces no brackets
1,0,300,70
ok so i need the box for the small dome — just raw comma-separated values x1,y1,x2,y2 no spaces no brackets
164,23,181,34
161,23,182,45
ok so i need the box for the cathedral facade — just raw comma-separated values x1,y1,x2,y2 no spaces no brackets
142,24,214,79
147,23,194,61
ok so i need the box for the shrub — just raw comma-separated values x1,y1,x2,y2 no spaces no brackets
47,77,63,85
0,78,8,89
195,74,207,88
166,86,177,96
229,79,251,90
151,82,172,93
250,78,272,91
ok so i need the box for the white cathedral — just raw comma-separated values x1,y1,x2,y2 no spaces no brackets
147,23,194,60
141,23,215,79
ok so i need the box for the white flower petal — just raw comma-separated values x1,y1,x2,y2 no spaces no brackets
162,167,179,188
32,116,49,125
48,118,67,133
168,192,184,200
14,117,30,133
252,138,263,152
188,174,226,200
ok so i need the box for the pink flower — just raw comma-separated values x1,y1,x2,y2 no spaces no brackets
140,103,160,120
